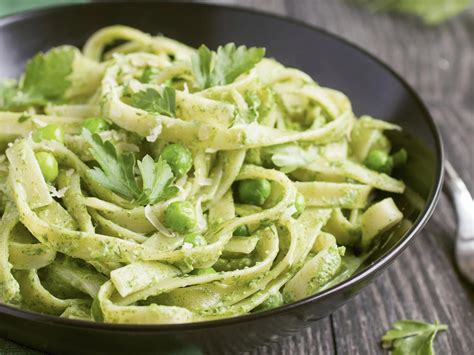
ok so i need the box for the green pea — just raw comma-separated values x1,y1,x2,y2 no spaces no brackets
161,144,193,177
392,148,408,167
183,234,207,247
238,179,271,206
191,267,216,275
364,150,393,175
35,152,59,182
293,192,306,218
233,224,250,236
32,124,64,143
164,201,196,234
82,118,109,133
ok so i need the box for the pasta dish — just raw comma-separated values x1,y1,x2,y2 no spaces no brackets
0,26,410,324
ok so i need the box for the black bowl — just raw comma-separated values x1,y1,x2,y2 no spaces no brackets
0,2,444,354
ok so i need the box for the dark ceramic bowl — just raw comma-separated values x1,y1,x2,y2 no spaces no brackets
0,2,444,354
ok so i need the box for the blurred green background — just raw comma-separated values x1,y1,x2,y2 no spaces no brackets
0,0,87,17
1,0,473,23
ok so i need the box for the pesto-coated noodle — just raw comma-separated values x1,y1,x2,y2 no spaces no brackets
0,26,410,323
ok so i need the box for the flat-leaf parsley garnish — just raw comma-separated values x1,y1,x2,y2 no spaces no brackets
83,129,177,204
22,46,75,100
381,319,448,355
129,87,176,117
191,43,265,90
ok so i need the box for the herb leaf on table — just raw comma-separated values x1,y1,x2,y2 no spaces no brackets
352,0,473,24
381,320,448,355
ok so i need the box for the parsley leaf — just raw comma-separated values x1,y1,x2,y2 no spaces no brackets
83,129,141,200
191,43,265,90
352,0,472,24
0,80,46,110
0,46,76,110
129,87,176,117
136,155,178,205
212,43,265,86
381,320,448,355
139,66,159,83
191,45,213,90
22,46,75,100
83,129,177,205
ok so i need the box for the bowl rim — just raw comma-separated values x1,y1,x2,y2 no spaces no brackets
0,0,445,332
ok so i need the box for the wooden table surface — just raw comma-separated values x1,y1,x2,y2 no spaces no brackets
2,1,472,354
220,1,473,354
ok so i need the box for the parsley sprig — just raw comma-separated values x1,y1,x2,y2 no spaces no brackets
352,0,472,24
191,43,265,90
381,320,448,355
83,129,177,205
22,46,75,100
139,66,159,83
129,87,176,117
136,155,178,205
0,80,46,111
0,46,76,110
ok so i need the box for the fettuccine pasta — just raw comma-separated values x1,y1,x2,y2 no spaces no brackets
0,26,410,323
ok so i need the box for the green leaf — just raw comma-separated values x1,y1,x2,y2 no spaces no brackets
137,156,176,204
159,185,179,201
191,45,213,90
83,129,141,200
352,0,473,24
139,66,159,83
191,43,265,90
381,320,448,355
137,154,156,193
83,129,177,205
1,46,78,110
160,87,176,116
129,87,176,117
0,80,46,110
22,46,75,100
212,43,265,86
